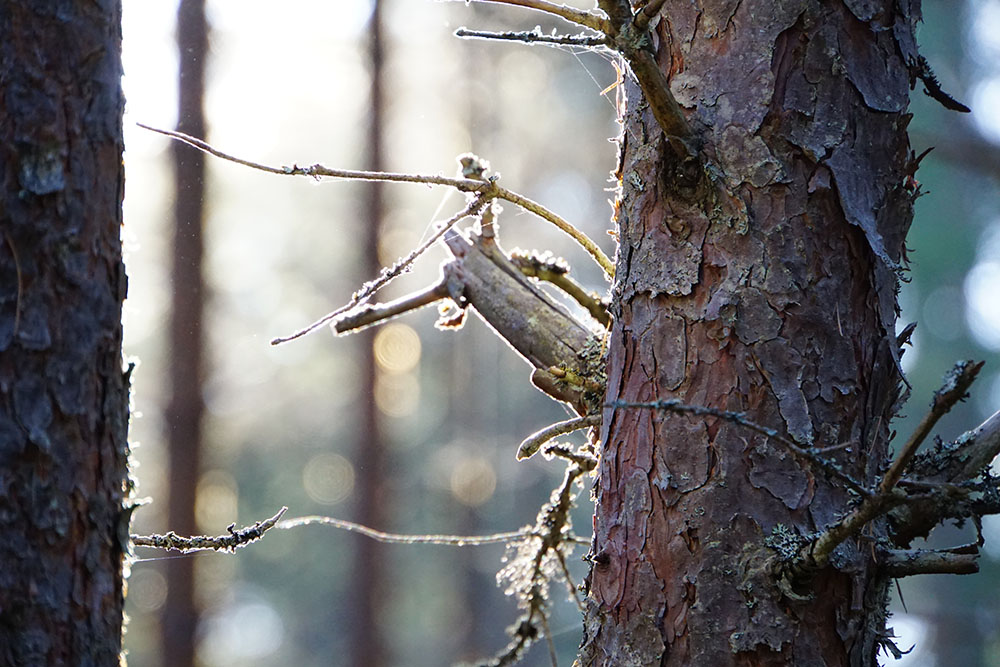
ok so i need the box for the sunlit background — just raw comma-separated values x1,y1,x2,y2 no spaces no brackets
120,1,1000,665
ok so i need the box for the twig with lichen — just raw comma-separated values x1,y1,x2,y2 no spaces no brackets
131,507,287,553
798,361,984,574
485,454,596,666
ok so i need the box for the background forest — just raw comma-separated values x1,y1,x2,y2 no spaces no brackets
119,1,1000,665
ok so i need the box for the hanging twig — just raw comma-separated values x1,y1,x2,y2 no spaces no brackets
277,515,535,546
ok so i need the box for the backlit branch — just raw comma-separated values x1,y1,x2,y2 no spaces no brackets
131,507,287,553
459,0,611,33
140,124,614,284
277,515,536,546
455,27,607,48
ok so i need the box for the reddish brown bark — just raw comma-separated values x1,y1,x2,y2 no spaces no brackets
582,2,917,664
162,1,209,665
0,1,129,663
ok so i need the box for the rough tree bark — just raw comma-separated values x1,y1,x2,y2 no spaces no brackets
0,1,129,664
162,0,209,665
582,1,918,664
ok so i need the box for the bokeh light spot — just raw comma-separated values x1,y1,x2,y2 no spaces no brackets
374,323,422,374
128,569,168,613
450,456,497,507
302,452,355,505
375,371,420,418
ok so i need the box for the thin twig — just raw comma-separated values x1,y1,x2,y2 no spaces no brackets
137,123,483,191
554,547,585,612
610,399,870,496
457,0,611,33
139,124,614,281
511,251,611,326
880,360,983,493
131,507,287,552
494,187,614,278
538,609,559,667
277,515,530,546
270,197,488,344
333,279,451,335
518,414,602,460
455,26,607,47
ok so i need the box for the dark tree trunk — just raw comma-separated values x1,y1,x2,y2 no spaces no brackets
162,1,208,665
582,1,916,664
350,2,389,665
0,1,129,664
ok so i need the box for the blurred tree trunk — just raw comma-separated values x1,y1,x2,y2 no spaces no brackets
581,1,917,664
351,2,388,666
162,1,208,665
0,1,129,664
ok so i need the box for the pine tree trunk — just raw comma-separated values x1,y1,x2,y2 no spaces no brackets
582,1,917,664
162,1,208,664
0,1,128,664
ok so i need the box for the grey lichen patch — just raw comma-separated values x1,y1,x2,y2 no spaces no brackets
731,536,797,653
579,594,667,667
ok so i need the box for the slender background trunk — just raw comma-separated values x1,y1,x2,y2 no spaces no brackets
161,0,209,665
351,2,389,665
0,1,129,663
583,1,916,664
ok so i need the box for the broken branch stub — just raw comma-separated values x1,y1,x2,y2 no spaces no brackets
443,222,604,415
334,213,607,415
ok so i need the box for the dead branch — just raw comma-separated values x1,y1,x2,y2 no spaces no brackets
333,278,453,335
880,546,979,577
131,507,287,553
487,455,595,666
800,362,985,570
510,250,611,326
275,196,488,344
890,408,1000,545
459,0,611,33
455,26,607,47
879,360,983,493
517,414,601,460
444,219,605,413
